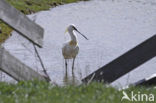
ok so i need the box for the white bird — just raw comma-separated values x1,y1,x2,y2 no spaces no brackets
62,24,88,71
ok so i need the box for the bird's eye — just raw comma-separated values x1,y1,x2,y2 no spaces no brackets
73,27,77,31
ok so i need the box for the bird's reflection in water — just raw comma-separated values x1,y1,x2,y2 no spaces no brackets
63,68,79,86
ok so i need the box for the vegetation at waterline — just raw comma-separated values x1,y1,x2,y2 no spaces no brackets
0,81,155,103
0,0,88,44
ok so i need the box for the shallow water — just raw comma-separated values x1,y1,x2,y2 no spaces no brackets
3,0,156,87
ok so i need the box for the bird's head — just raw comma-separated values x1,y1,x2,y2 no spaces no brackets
65,24,89,40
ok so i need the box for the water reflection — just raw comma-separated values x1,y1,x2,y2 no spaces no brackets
63,67,77,85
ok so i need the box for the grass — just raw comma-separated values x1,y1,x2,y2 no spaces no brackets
0,81,155,103
0,0,88,44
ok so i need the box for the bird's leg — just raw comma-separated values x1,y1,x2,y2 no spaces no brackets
65,59,67,71
72,58,75,72
71,70,75,84
63,64,68,85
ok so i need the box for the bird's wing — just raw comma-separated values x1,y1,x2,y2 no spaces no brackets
62,43,70,57
62,44,66,56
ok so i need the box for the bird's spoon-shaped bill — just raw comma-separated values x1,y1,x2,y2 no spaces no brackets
76,30,89,40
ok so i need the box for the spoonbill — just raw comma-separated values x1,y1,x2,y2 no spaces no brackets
62,24,88,71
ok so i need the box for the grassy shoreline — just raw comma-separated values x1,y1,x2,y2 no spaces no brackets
0,81,155,103
0,0,88,44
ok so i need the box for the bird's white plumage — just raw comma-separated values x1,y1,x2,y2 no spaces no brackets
62,42,79,59
62,25,79,59
62,24,88,69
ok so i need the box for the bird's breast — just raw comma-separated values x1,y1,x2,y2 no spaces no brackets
62,43,79,59
69,41,77,46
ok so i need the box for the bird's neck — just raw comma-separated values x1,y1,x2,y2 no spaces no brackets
69,30,77,43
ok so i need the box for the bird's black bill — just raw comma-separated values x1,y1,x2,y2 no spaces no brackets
76,30,89,40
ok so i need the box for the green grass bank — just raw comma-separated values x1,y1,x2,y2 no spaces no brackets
0,0,88,44
0,81,155,103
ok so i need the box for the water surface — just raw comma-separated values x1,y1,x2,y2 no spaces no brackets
3,0,156,87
